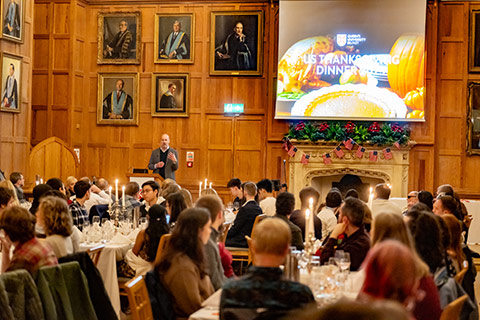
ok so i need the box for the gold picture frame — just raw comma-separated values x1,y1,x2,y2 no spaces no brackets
467,82,480,155
151,73,189,117
97,12,141,65
154,13,194,64
210,11,263,76
97,72,139,125
0,52,21,113
1,0,24,43
470,10,480,72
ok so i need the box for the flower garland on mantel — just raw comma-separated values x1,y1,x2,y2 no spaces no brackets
283,121,411,165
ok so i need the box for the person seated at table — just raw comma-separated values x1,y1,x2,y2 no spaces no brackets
69,180,90,230
29,183,52,215
139,181,162,218
200,187,218,197
36,195,80,258
195,195,227,290
220,218,314,319
46,177,67,195
121,181,142,218
274,191,303,250
118,204,170,277
371,212,441,320
179,188,193,208
289,186,322,241
156,207,214,319
292,298,409,320
65,176,77,200
166,191,187,229
320,197,370,271
160,183,181,205
0,186,16,216
225,182,262,248
358,240,419,315
0,206,58,274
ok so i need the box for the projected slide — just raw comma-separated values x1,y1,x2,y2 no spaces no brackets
275,0,426,121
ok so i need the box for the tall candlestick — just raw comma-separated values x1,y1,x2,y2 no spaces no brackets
122,186,125,207
305,209,311,240
40,178,43,184
209,182,212,189
115,179,119,202
199,182,202,195
368,187,374,210
204,179,207,190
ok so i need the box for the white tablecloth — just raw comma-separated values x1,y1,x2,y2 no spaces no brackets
80,241,133,318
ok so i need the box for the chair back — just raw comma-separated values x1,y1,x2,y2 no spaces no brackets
440,294,468,320
154,234,172,265
250,214,267,239
245,235,254,265
219,222,232,243
89,204,110,224
87,244,105,266
125,276,154,320
454,266,468,284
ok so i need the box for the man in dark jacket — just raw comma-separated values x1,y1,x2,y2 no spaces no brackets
225,182,262,248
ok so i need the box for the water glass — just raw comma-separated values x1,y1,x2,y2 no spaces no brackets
338,252,351,273
139,217,147,229
101,218,108,226
92,216,100,226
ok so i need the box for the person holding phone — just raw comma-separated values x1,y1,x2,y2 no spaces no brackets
148,134,179,180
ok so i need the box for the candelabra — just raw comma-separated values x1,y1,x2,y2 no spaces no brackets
108,201,126,227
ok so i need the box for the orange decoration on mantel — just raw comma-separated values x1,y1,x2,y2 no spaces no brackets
404,87,425,111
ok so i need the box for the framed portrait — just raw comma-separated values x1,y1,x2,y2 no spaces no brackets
210,11,263,76
151,73,189,117
97,73,139,125
154,13,194,64
97,12,141,65
0,53,21,113
470,10,480,72
467,82,480,155
1,0,24,43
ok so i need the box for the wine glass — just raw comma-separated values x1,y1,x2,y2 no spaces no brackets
92,216,100,226
139,217,147,229
101,218,108,226
338,252,351,273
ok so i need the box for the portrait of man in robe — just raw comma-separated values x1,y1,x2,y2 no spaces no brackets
154,13,194,64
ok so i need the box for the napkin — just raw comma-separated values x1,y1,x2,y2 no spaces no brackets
109,233,132,245
128,228,140,241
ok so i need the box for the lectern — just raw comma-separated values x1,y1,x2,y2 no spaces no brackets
126,172,164,187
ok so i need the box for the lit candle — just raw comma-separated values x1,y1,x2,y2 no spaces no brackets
40,178,43,184
199,182,202,195
204,179,207,190
368,187,374,210
115,179,119,202
209,182,212,189
122,186,126,207
305,209,311,240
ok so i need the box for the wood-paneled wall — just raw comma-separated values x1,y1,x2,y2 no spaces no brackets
28,0,480,199
0,0,33,179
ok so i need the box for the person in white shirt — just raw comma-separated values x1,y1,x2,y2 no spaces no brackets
317,189,342,242
371,184,402,219
80,178,112,213
257,179,276,217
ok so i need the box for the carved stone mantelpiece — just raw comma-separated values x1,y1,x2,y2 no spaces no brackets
289,144,411,204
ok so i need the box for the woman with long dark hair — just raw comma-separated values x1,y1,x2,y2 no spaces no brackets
166,192,187,228
118,204,169,277
156,207,214,319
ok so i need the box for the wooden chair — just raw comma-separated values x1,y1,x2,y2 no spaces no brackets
154,234,172,265
245,235,254,265
124,275,153,320
87,244,105,266
454,266,468,284
219,222,232,243
440,295,468,320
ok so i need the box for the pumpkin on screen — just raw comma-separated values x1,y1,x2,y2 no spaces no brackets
387,34,425,98
403,87,424,111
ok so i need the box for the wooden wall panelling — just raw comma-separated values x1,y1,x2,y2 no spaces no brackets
0,0,33,180
408,146,435,192
434,2,468,192
206,115,234,185
233,116,264,183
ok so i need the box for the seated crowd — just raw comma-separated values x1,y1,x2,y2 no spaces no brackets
0,172,478,320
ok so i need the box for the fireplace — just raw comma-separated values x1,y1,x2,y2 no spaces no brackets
288,143,411,205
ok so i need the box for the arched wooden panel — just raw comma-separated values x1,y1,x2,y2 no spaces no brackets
28,137,79,185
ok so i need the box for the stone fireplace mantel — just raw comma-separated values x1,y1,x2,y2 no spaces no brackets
289,143,411,203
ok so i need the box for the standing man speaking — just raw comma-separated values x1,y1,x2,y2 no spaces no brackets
148,134,179,180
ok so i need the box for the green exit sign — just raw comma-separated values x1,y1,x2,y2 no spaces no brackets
224,103,244,113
